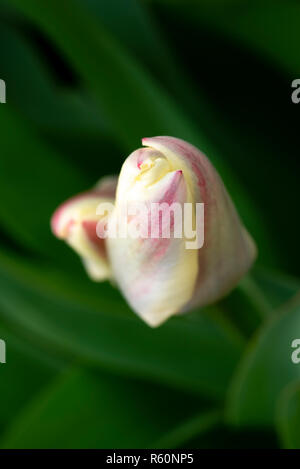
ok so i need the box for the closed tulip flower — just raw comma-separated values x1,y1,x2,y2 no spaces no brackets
51,137,256,327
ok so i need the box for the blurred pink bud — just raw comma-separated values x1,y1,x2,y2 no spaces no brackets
51,176,117,281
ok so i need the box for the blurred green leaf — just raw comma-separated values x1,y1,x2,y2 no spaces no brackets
0,105,89,261
0,22,110,138
0,21,121,178
0,320,64,436
227,295,300,427
0,248,244,401
179,0,300,76
82,0,175,73
8,0,197,147
2,369,217,449
276,382,300,449
217,269,300,339
154,409,221,448
217,274,273,339
253,268,300,310
81,0,205,120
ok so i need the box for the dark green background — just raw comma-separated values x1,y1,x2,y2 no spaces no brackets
0,0,299,449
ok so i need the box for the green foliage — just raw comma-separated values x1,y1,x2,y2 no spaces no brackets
227,299,300,427
277,383,300,449
0,0,298,448
2,369,220,449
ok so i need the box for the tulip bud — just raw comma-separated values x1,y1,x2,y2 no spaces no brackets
51,176,117,281
51,137,256,327
107,137,256,327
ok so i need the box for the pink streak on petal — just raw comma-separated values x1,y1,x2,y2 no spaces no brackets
141,170,185,265
82,220,107,258
161,170,183,206
51,191,104,238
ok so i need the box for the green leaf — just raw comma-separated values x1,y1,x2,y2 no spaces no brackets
8,0,196,148
227,296,300,427
1,369,218,449
276,382,300,449
80,0,204,120
253,268,300,310
154,410,221,448
0,105,89,260
0,249,244,401
180,0,300,76
0,320,64,436
216,269,300,340
0,22,110,138
0,21,121,179
217,274,273,339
